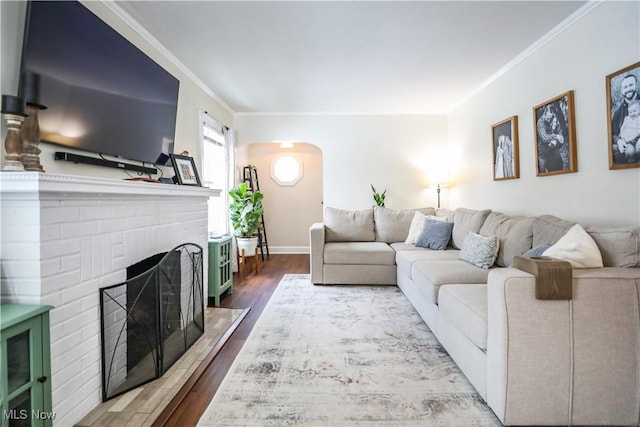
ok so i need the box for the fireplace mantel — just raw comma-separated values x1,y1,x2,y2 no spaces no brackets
0,172,221,198
0,171,217,426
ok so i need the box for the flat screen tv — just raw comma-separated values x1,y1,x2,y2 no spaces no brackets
20,1,179,166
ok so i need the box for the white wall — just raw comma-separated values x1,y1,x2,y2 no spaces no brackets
0,1,233,178
448,1,640,227
235,114,449,212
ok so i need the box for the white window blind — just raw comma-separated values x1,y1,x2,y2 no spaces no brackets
200,112,230,236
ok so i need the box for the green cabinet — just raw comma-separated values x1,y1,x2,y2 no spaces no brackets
0,305,53,427
208,235,233,307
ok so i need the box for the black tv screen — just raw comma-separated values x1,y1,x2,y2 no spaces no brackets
20,1,179,165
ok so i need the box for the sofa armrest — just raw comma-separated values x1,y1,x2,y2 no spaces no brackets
309,223,325,284
486,267,640,426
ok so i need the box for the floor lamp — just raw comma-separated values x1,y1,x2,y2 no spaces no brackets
432,183,448,209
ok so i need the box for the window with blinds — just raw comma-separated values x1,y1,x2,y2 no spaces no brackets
200,113,229,236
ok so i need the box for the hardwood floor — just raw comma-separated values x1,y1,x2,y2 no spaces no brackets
153,253,310,427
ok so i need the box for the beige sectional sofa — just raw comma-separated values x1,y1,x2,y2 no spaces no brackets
309,206,640,426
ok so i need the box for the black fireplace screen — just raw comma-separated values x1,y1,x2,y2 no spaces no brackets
99,243,204,401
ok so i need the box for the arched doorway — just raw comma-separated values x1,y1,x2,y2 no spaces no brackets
244,142,323,253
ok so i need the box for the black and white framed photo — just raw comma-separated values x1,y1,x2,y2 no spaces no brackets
170,154,201,186
491,116,519,181
533,91,577,177
606,61,640,170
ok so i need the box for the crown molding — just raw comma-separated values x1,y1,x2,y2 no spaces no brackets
448,0,603,114
234,111,446,117
101,1,236,117
101,0,601,118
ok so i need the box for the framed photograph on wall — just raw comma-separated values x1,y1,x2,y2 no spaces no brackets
606,61,640,170
170,154,201,186
533,90,577,176
491,116,519,181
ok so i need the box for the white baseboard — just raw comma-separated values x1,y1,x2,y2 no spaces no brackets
268,246,310,254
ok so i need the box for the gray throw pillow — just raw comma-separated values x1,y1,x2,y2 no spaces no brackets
415,219,454,250
459,232,499,269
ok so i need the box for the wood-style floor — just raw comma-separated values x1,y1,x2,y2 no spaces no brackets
152,253,310,427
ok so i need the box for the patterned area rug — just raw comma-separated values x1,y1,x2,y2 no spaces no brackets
198,274,500,426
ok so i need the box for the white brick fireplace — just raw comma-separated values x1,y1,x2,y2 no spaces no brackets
0,172,219,426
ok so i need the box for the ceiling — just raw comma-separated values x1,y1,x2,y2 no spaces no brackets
114,1,586,115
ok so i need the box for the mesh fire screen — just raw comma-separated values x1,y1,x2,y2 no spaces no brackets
99,243,204,401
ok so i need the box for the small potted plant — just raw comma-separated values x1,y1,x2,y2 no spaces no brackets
229,182,264,255
371,184,386,207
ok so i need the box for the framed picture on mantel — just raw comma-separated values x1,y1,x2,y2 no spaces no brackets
170,154,201,186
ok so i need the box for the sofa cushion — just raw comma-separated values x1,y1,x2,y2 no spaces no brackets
459,232,499,269
325,207,375,242
531,214,639,267
532,214,576,247
435,208,455,222
391,242,431,252
542,224,603,268
451,208,491,249
438,284,488,351
374,206,435,243
411,260,490,305
324,242,396,265
394,247,461,276
416,219,454,250
585,226,640,267
479,212,534,267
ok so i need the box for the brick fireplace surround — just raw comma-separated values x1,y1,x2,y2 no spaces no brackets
0,172,219,426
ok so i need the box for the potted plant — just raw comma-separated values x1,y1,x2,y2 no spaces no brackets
371,184,386,207
229,182,264,255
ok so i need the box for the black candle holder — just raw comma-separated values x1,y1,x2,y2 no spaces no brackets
1,95,26,116
19,72,47,110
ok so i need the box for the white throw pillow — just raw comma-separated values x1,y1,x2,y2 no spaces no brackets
405,213,446,244
542,224,603,268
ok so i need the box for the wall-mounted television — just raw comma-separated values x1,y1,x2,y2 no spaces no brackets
20,1,179,166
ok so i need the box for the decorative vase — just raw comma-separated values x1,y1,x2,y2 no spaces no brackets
2,95,27,171
236,236,258,256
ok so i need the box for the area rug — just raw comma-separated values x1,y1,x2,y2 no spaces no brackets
198,274,500,426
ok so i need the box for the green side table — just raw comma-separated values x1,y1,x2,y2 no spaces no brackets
0,304,53,427
208,235,233,307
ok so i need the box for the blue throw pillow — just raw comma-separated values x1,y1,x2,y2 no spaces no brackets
523,244,551,257
507,244,553,267
415,219,454,250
